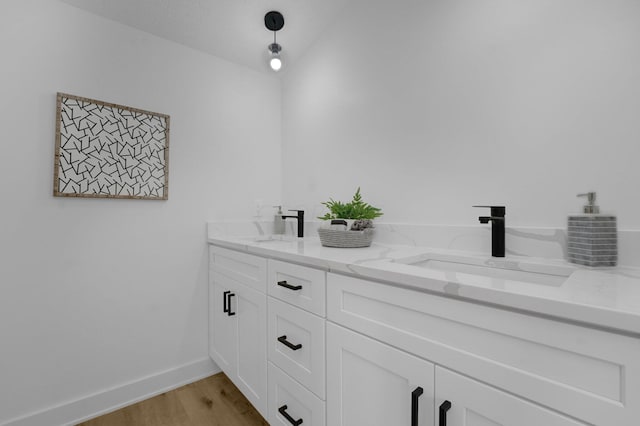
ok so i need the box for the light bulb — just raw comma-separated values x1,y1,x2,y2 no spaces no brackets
270,55,282,71
268,42,282,72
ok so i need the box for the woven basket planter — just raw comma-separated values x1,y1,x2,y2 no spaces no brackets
317,227,374,248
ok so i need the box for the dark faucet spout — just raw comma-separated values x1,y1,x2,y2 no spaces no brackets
473,206,506,257
282,210,305,238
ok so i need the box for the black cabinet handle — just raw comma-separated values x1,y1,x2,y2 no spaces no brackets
278,404,303,426
227,292,236,316
223,291,230,313
278,335,302,351
411,387,423,426
439,400,452,426
277,280,302,291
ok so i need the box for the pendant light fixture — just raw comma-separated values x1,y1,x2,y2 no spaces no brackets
264,11,285,71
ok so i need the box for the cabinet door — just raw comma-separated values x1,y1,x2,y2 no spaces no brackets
234,280,267,417
209,272,236,374
327,323,434,426
435,367,586,426
209,270,267,417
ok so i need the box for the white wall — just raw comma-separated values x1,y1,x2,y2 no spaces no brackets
0,0,281,424
282,0,640,229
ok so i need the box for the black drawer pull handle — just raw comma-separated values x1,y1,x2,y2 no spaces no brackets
223,291,230,313
439,400,452,426
278,404,303,426
411,387,423,426
278,335,302,351
227,292,236,316
277,280,303,291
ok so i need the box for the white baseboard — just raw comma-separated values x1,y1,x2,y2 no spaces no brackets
2,358,221,426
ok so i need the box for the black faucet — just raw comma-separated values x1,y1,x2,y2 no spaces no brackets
473,206,506,257
282,210,305,238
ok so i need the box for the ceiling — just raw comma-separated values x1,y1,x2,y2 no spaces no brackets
61,0,351,74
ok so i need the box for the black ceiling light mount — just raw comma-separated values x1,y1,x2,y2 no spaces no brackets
264,11,285,32
265,11,285,71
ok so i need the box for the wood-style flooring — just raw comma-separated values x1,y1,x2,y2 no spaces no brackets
76,373,268,426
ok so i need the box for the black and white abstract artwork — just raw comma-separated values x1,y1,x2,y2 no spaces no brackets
54,93,170,200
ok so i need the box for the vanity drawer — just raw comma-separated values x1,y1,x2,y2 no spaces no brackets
268,362,325,426
268,259,326,316
210,246,267,293
327,272,640,426
268,297,326,399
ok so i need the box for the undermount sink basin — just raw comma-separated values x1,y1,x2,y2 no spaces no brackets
238,236,296,245
395,253,575,286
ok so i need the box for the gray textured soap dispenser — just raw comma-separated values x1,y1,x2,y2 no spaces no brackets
273,205,285,235
567,192,617,267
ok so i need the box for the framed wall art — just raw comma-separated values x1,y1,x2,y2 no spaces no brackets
54,93,170,200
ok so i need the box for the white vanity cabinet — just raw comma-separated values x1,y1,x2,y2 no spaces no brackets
208,241,640,426
209,246,268,417
327,272,640,426
266,259,327,426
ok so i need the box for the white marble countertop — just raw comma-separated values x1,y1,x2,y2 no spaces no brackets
208,234,640,336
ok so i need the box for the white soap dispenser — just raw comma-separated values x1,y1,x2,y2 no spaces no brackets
273,205,285,235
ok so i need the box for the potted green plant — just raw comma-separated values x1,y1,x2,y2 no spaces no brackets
317,188,383,247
